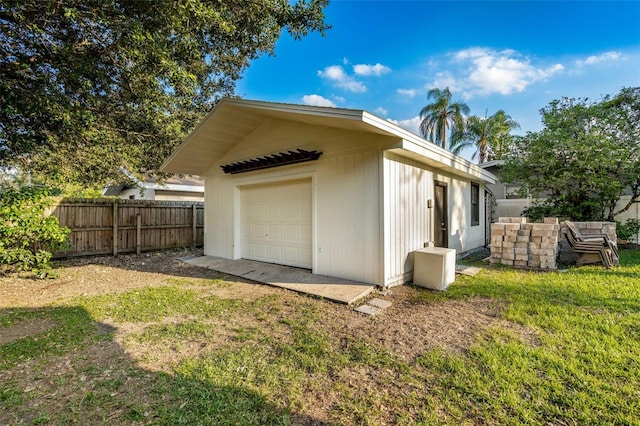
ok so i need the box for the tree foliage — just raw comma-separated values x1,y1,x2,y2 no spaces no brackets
0,186,69,277
0,0,329,189
419,87,470,150
502,87,640,222
451,109,519,163
616,219,640,242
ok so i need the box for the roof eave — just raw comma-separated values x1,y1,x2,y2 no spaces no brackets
386,139,497,184
160,98,498,184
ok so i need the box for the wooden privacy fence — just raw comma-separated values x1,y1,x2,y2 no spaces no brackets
49,198,204,258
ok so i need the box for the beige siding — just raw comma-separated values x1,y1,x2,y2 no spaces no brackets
383,153,432,287
200,116,491,287
201,120,386,286
154,191,204,202
315,150,381,284
203,176,236,259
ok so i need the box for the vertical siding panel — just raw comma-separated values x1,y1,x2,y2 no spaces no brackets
364,151,379,284
392,159,398,280
352,153,364,280
335,156,346,271
384,158,397,279
383,153,432,287
387,158,395,280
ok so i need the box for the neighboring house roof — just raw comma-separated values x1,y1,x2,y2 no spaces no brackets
478,159,505,169
161,98,497,185
102,168,204,197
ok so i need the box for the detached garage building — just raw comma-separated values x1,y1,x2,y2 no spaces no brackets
162,99,496,288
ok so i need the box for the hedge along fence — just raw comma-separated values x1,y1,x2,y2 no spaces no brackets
48,198,204,258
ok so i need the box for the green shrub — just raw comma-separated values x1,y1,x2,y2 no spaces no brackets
616,218,640,241
0,186,69,277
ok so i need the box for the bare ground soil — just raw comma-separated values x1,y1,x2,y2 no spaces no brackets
0,249,536,425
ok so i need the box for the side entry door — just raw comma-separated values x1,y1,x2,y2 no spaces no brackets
433,181,448,248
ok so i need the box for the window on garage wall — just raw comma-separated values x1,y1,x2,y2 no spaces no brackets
471,183,480,226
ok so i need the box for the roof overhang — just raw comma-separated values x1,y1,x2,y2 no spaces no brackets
161,98,496,184
386,140,497,184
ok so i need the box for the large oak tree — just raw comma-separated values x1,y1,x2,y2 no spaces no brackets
0,0,329,189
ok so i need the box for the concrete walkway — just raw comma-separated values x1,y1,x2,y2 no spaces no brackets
181,256,375,305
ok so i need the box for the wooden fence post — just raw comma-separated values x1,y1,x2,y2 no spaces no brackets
192,204,197,248
112,200,119,256
136,213,142,255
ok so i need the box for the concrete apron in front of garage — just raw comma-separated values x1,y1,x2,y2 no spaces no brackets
182,256,375,305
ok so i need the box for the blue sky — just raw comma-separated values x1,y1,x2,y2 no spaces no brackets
236,1,640,160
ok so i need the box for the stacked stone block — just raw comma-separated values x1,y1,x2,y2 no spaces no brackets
558,221,617,264
490,217,560,270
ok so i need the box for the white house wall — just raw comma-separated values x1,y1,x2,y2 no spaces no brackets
615,196,640,243
201,118,385,286
383,153,433,287
204,175,236,259
381,153,487,287
120,187,155,200
433,172,486,253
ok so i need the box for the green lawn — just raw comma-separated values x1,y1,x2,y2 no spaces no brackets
1,250,639,425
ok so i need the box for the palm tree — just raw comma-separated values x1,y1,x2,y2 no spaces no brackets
419,87,470,150
450,109,519,163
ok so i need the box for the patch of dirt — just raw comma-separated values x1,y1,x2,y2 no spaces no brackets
0,318,57,345
356,293,503,357
318,287,537,362
0,249,215,308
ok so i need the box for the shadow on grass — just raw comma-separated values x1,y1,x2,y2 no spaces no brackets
0,305,330,425
51,247,262,286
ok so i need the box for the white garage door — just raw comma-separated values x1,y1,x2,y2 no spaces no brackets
241,179,312,268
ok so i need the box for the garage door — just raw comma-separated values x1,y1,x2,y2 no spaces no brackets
240,179,312,268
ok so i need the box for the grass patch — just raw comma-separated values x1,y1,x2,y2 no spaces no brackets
2,249,639,424
0,306,103,370
165,277,232,288
406,249,640,425
80,287,244,323
136,320,216,344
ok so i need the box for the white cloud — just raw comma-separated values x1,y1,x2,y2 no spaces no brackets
397,88,418,98
301,94,336,107
389,116,422,136
433,47,564,98
429,71,464,93
318,65,367,93
374,107,388,116
576,51,622,67
353,63,391,76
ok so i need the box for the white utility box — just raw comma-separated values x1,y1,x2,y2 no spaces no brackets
413,247,456,290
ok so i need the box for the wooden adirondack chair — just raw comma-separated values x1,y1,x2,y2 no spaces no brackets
564,221,619,268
